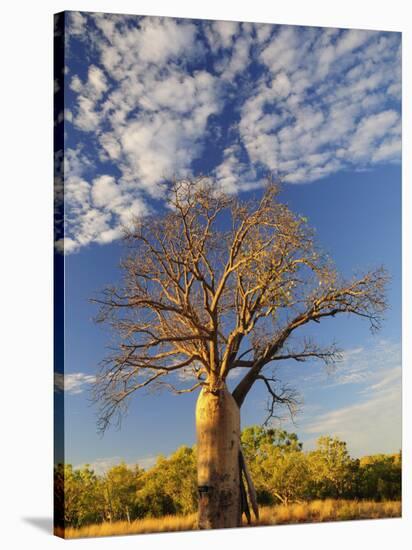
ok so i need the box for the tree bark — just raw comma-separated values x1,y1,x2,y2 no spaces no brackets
196,384,241,529
239,447,259,521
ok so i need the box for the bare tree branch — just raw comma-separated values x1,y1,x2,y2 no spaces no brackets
91,177,388,430
256,373,301,426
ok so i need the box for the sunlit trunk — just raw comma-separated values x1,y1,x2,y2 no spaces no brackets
196,384,241,529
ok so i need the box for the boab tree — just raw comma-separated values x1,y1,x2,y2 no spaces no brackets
92,178,387,530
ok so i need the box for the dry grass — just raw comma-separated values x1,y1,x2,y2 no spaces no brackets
57,513,197,539
57,500,401,539
255,499,401,526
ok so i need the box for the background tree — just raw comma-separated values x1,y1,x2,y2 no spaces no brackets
59,464,105,528
102,462,142,523
92,178,388,529
307,436,359,499
241,426,302,460
57,429,401,529
241,426,308,505
359,453,402,501
135,446,197,517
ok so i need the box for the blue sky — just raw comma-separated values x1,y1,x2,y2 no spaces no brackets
57,12,401,472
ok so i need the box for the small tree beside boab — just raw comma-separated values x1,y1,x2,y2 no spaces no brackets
92,178,388,530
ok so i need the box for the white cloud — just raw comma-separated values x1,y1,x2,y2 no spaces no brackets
63,17,221,254
63,146,92,177
55,237,78,254
137,455,158,469
74,456,124,475
65,176,90,208
336,29,373,56
91,175,121,208
205,20,240,54
299,340,402,456
215,33,252,81
255,23,273,45
67,11,87,37
54,372,96,395
76,209,112,246
69,75,82,93
74,455,157,475
59,143,150,252
347,110,399,161
62,17,401,252
368,366,401,393
112,69,220,192
213,20,239,49
303,376,401,457
87,65,108,99
136,17,197,64
372,136,401,163
214,145,262,194
74,96,100,131
71,66,108,130
99,132,121,160
237,27,401,184
314,30,374,80
260,26,298,75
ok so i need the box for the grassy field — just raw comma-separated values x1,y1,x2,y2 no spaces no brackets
57,499,401,539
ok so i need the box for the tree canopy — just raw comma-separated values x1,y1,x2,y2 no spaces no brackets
55,426,401,528
92,178,388,430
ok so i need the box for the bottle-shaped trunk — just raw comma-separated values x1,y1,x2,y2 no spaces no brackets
196,384,241,529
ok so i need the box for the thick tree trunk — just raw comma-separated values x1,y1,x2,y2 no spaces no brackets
196,384,241,529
